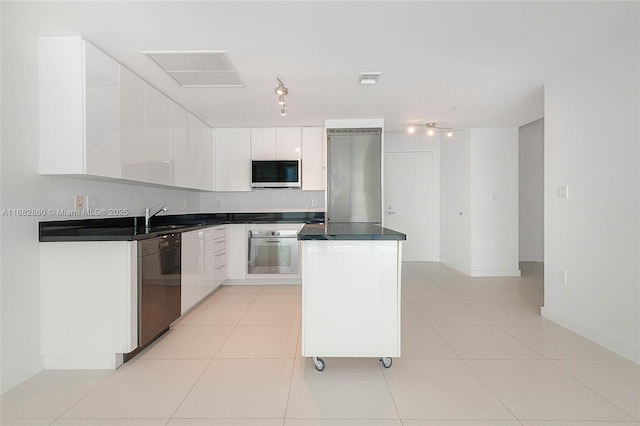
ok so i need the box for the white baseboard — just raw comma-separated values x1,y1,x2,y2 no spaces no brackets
541,307,640,365
224,278,301,286
469,269,521,277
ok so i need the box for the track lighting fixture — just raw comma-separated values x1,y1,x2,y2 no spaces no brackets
275,77,289,116
407,122,454,138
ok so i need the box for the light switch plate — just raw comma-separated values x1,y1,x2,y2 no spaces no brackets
558,269,567,284
556,185,569,199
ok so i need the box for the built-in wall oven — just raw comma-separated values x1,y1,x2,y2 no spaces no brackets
248,229,299,274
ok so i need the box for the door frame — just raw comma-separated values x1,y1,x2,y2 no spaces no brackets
385,140,440,261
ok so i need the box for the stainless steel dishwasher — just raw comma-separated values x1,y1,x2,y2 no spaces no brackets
138,233,181,349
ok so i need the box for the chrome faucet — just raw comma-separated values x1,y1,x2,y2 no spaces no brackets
144,205,167,231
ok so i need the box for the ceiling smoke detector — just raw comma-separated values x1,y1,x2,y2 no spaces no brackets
142,50,244,87
358,72,382,85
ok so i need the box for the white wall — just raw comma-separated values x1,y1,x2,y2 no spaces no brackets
200,190,324,213
384,130,441,260
0,14,201,393
519,118,544,262
543,32,640,363
470,128,520,276
440,130,471,273
440,128,520,276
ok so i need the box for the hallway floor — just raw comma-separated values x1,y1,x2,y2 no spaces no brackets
2,262,639,425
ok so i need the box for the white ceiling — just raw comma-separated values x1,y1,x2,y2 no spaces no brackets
4,1,639,131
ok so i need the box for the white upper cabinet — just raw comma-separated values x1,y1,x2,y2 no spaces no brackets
39,37,213,191
188,114,214,191
170,102,189,188
120,67,146,181
39,37,122,178
199,126,214,191
250,128,277,160
215,128,251,192
276,127,302,160
145,85,172,185
302,127,325,191
84,42,121,179
250,127,302,160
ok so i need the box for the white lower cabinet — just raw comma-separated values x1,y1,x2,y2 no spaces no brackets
301,240,402,359
40,241,138,369
226,224,247,280
207,226,228,288
181,225,227,314
181,229,205,314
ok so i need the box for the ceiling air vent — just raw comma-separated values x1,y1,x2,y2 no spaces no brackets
142,51,244,87
327,128,382,135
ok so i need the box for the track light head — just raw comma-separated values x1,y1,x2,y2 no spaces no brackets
406,122,455,138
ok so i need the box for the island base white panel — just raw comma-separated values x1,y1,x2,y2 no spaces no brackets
40,241,138,369
301,240,401,358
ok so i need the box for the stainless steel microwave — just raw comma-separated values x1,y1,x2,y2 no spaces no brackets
251,160,301,188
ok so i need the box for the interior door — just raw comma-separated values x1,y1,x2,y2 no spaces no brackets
385,151,434,261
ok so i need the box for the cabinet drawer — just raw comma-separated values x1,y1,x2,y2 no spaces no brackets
213,250,226,267
213,263,227,286
212,238,226,253
212,226,227,240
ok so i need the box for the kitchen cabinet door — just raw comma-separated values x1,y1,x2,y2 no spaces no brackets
204,226,226,295
227,224,247,280
215,128,251,191
84,42,121,178
199,126,214,191
187,113,214,190
39,37,123,178
145,85,172,185
302,127,325,190
120,67,146,181
187,113,201,189
251,128,277,160
211,225,227,288
276,127,302,160
171,102,189,188
181,229,204,314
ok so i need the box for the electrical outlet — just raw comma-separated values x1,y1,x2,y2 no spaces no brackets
311,199,317,207
75,195,86,210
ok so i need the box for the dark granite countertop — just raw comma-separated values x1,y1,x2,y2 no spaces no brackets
39,212,324,242
297,222,406,241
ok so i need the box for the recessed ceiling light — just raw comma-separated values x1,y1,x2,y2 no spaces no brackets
359,72,382,85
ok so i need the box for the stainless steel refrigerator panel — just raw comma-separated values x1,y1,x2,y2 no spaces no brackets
327,133,381,223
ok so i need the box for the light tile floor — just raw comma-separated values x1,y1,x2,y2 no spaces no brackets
2,262,639,426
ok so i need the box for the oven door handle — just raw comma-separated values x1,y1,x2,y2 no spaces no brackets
264,240,281,243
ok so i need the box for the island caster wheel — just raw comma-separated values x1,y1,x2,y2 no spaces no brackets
313,357,325,371
379,357,392,368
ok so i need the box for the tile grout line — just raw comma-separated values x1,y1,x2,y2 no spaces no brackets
547,358,640,422
167,285,263,421
281,324,302,425
458,357,522,423
48,371,115,423
377,355,405,424
411,276,523,423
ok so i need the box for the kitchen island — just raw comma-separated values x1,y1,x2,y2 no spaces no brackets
298,222,406,371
